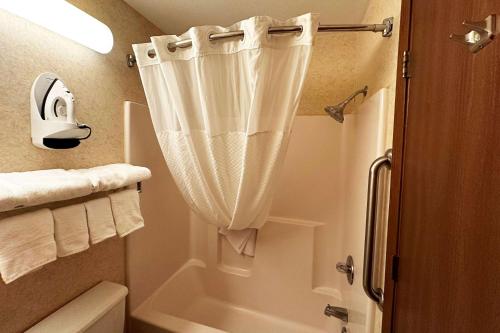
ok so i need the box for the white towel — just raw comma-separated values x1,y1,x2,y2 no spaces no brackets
0,209,56,284
109,189,144,237
71,163,151,192
0,169,93,212
52,204,89,257
84,197,116,244
219,228,258,257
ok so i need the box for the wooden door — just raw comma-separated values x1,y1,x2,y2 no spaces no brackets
383,0,500,332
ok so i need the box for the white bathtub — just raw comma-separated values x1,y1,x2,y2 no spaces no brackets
133,257,339,333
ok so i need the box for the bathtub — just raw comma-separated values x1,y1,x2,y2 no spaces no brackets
133,258,337,333
126,88,390,333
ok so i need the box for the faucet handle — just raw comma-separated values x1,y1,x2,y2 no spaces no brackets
336,255,354,285
336,262,352,274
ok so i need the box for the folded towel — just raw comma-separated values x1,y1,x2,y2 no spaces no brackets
0,169,93,212
219,228,258,257
71,163,151,192
0,164,151,213
109,189,144,237
84,197,116,244
0,209,56,283
52,204,89,257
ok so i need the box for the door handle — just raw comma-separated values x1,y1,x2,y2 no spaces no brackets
363,149,392,311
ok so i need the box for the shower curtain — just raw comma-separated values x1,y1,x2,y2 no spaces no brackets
133,13,319,256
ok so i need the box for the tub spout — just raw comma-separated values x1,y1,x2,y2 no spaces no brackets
324,304,348,323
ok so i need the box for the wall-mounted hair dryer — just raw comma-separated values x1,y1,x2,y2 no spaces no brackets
31,73,91,149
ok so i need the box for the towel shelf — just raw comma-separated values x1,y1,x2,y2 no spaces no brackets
0,163,151,213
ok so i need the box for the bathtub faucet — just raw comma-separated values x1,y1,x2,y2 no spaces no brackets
324,304,349,323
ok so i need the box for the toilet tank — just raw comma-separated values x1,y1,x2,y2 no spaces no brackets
26,281,128,333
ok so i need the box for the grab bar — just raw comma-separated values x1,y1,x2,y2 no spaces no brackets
363,149,392,311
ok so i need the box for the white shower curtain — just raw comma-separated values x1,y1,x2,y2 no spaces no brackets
133,13,319,256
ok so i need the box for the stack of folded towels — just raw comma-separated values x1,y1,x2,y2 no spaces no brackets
0,163,151,284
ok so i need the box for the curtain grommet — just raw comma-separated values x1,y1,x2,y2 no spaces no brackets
147,49,156,58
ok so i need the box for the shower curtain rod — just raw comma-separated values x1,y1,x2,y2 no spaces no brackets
127,17,393,67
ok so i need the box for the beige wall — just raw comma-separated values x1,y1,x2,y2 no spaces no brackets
0,0,162,172
0,1,162,332
300,0,401,146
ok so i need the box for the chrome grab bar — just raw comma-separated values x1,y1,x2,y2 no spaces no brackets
363,149,392,311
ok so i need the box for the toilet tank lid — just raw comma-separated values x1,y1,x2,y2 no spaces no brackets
26,281,128,333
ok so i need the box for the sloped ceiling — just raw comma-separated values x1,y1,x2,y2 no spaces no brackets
124,0,371,34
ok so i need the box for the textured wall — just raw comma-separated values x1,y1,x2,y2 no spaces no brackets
0,1,162,332
0,0,162,172
300,0,401,142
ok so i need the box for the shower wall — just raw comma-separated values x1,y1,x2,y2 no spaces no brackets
0,1,162,332
263,89,389,332
127,89,390,333
124,102,191,311
125,1,400,331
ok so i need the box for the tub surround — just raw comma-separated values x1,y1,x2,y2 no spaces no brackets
124,101,191,312
127,89,389,333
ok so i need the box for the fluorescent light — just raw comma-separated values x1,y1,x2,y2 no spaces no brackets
0,0,113,54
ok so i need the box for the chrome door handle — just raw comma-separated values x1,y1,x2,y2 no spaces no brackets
363,149,392,311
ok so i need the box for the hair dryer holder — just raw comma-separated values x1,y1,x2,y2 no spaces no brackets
31,73,91,149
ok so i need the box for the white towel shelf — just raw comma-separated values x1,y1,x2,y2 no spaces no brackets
0,163,151,213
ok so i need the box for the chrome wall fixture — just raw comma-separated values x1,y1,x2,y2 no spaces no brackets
127,17,393,67
363,149,392,311
324,304,349,323
325,86,368,123
336,255,354,285
450,14,497,53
